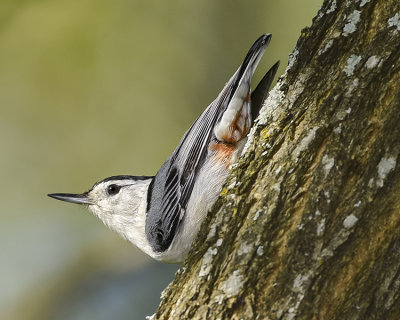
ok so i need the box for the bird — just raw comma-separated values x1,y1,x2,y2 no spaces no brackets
49,34,279,263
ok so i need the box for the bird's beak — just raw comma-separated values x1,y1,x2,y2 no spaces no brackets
48,192,93,205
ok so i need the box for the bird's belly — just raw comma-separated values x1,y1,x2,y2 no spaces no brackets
159,156,230,263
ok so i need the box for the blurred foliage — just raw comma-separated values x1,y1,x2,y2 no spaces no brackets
0,0,321,319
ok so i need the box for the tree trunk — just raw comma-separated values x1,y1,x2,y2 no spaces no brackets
154,0,400,319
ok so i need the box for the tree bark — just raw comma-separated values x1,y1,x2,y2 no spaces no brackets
154,0,400,319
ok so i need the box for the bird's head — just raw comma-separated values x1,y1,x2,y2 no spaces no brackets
48,175,154,253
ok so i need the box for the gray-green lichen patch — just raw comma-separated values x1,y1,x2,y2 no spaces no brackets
293,127,319,158
199,247,218,277
327,0,337,14
354,200,362,208
206,222,217,240
388,13,400,31
293,273,311,292
344,54,362,76
280,272,311,320
343,10,361,36
275,165,283,175
322,155,335,177
368,178,375,188
219,270,244,298
377,156,397,188
333,124,342,134
238,242,253,256
343,214,359,229
324,191,331,204
360,0,370,7
253,209,263,221
227,179,237,190
365,55,380,69
319,39,334,55
317,218,326,236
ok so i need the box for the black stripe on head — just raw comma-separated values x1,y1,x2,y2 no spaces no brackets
92,175,154,190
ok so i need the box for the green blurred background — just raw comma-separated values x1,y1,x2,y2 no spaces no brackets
0,1,321,319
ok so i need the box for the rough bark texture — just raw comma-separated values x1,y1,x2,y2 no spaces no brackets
154,0,400,319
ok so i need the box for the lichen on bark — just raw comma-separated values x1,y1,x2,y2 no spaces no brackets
154,0,400,319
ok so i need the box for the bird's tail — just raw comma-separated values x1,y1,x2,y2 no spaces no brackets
214,34,279,144
250,60,280,122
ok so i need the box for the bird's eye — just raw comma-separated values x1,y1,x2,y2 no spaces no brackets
107,184,121,196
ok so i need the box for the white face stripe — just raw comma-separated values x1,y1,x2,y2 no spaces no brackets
86,178,157,258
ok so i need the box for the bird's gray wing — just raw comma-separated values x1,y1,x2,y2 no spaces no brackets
145,34,272,252
145,89,231,252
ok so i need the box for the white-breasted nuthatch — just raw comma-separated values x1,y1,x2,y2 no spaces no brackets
49,34,279,263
